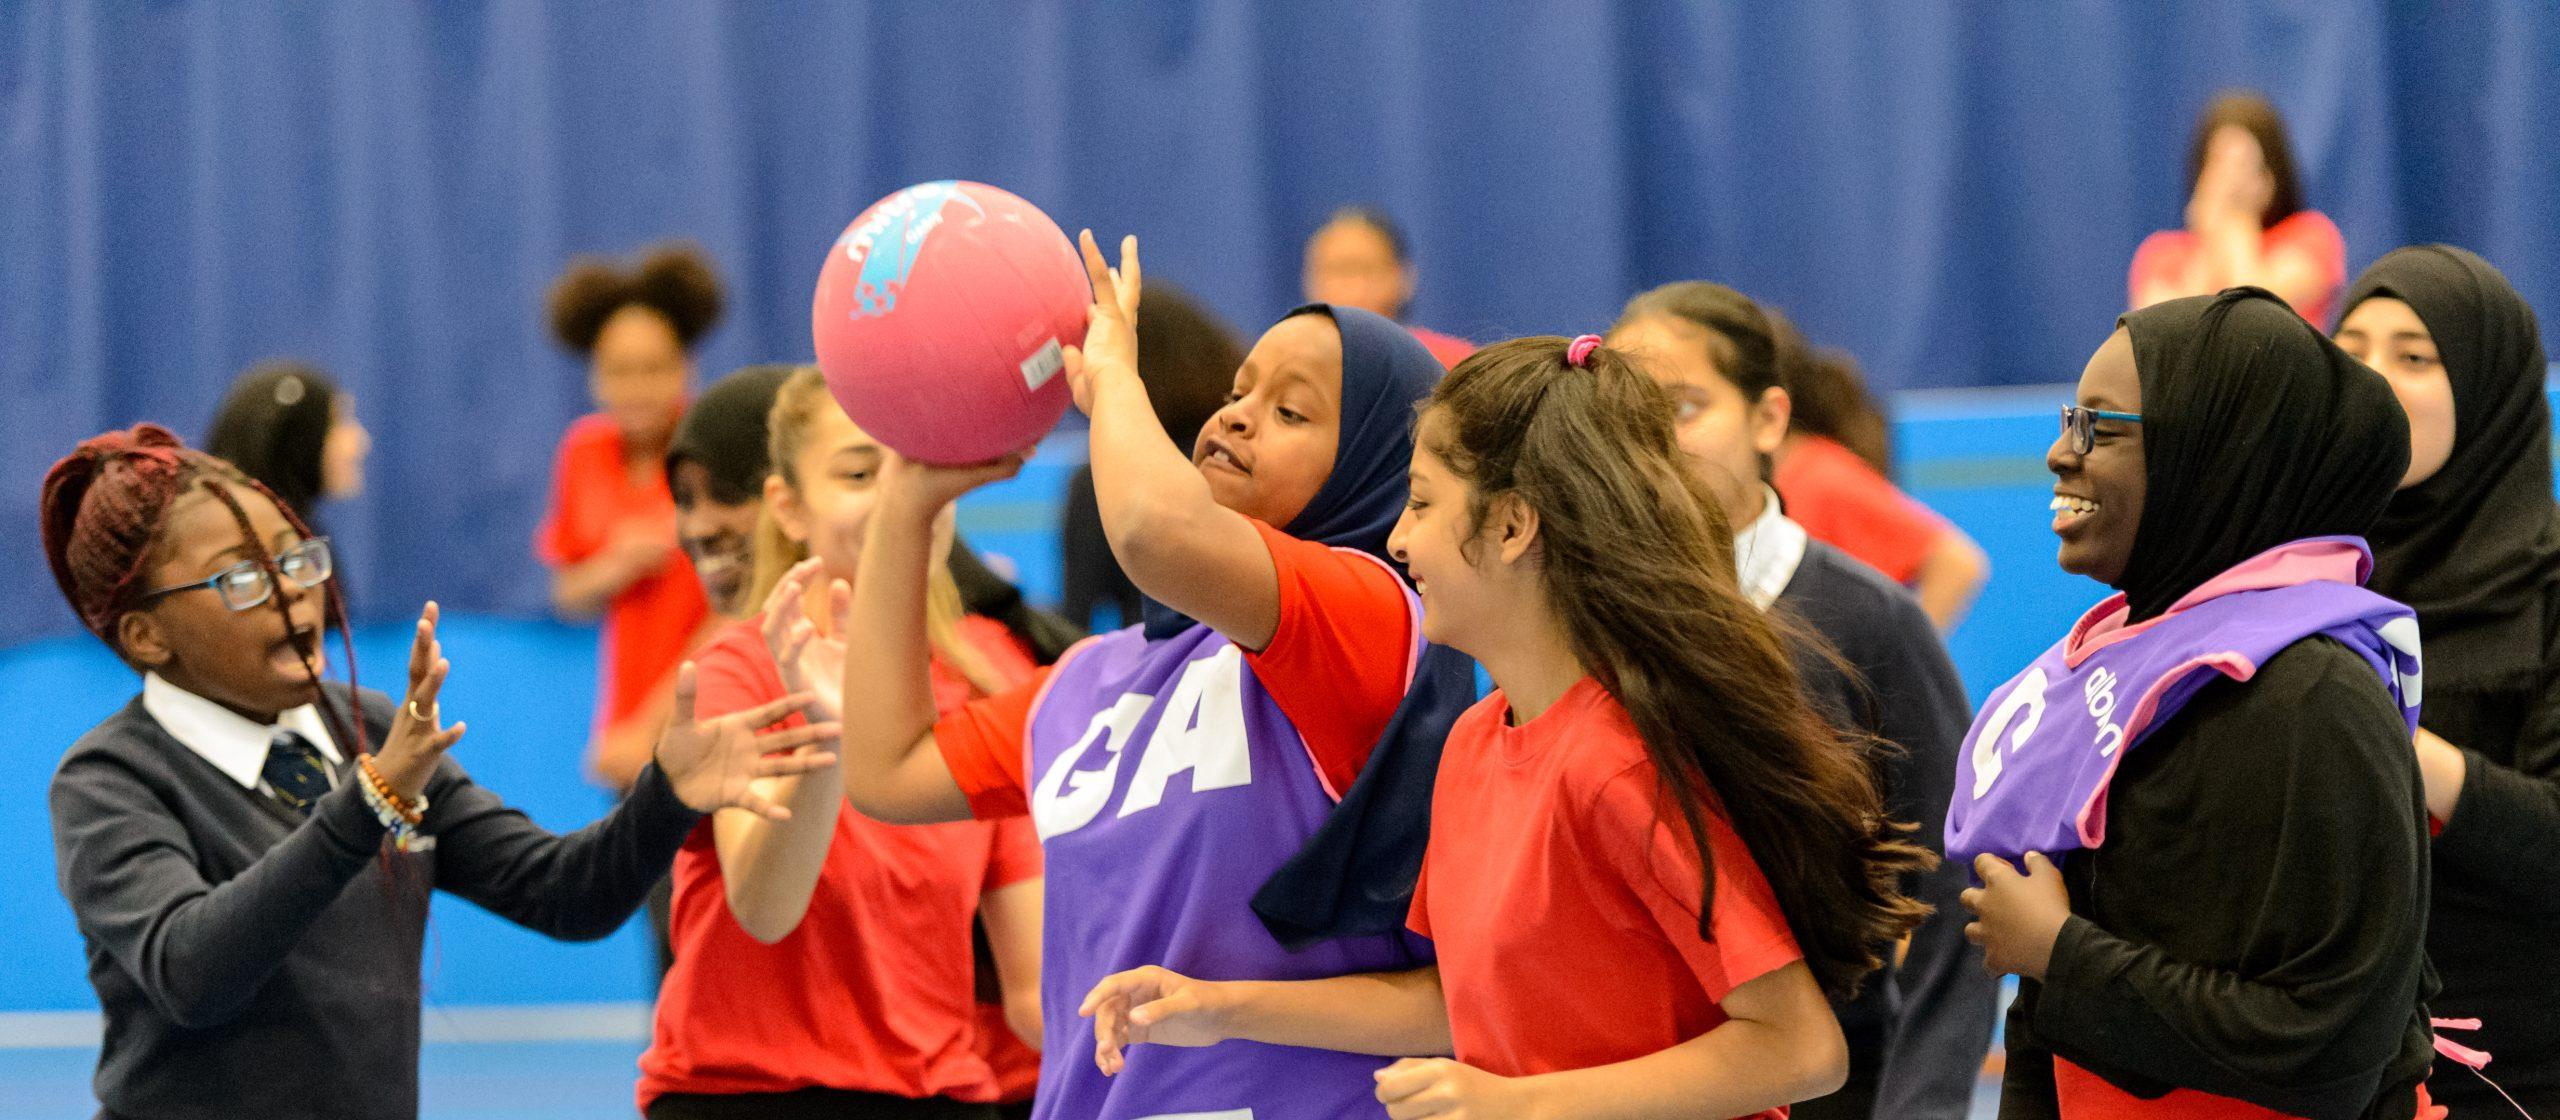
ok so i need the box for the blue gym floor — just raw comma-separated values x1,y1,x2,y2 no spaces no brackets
0,1040,646,1119
0,1042,2005,1118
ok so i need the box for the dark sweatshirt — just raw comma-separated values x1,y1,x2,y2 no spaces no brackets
1781,540,1997,1120
49,683,701,1120
1997,637,2438,1120
2416,586,2560,1117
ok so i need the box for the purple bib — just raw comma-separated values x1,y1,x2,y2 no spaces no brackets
1024,622,1429,1120
1946,539,2421,868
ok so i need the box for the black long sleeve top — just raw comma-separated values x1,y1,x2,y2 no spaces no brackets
48,683,700,1120
1997,637,2438,1120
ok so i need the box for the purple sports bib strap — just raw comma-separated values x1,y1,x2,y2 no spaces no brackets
1947,537,2421,868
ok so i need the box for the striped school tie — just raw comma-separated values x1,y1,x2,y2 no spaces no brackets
262,730,332,816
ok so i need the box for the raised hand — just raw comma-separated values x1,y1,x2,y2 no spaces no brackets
1078,964,1233,1076
374,602,467,801
760,559,847,721
1061,229,1143,415
874,448,1028,520
652,663,841,821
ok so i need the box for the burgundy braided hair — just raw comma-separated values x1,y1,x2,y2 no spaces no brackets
42,424,371,759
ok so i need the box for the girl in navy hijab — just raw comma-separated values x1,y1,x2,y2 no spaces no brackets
834,233,1472,1120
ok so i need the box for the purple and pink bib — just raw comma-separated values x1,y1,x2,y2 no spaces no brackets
1947,537,2421,868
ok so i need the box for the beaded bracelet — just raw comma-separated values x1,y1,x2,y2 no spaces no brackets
356,758,430,851
358,751,422,823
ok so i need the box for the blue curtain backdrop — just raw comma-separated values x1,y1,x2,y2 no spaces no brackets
4,1,2554,646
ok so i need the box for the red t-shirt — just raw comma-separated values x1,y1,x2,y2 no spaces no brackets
1411,678,1802,1118
1774,434,1952,586
935,518,1417,816
636,614,1043,1110
1408,325,1477,370
2127,210,2347,327
533,413,710,740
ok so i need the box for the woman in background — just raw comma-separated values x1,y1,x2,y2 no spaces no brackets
667,364,800,620
2129,91,2346,324
536,242,724,792
1614,283,1993,1120
1302,205,1475,368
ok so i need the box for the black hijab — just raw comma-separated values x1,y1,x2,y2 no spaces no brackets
2345,246,2560,690
204,361,340,524
1129,302,1476,949
2118,289,2410,621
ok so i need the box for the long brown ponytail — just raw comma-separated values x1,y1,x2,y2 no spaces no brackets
1420,338,1931,999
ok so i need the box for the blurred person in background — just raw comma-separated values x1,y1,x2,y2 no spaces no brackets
1776,336,1989,631
667,364,799,621
540,243,724,985
2130,90,2346,325
1302,205,1476,368
538,242,723,794
1059,282,1246,631
205,360,372,546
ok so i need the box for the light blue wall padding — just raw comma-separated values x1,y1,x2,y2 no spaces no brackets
0,617,649,1013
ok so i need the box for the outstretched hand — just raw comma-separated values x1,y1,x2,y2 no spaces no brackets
760,559,847,721
652,663,840,821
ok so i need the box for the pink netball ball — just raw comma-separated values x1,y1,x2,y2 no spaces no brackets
811,181,1089,464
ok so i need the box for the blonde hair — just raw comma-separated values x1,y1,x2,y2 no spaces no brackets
747,369,1008,696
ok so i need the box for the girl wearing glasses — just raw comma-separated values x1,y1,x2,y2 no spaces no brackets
2334,246,2560,1117
1954,289,2443,1119
41,424,838,1120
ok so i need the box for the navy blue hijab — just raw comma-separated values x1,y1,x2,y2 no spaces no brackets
1144,303,1477,949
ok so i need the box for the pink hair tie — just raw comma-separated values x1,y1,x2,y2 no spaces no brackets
1566,334,1603,368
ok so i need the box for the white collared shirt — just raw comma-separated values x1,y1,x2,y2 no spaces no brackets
1732,486,1811,612
141,673,344,792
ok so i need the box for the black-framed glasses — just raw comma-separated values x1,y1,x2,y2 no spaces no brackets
137,538,333,612
2060,406,2143,456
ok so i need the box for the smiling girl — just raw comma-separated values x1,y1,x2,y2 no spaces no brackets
1953,289,2440,1120
1079,335,1931,1120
